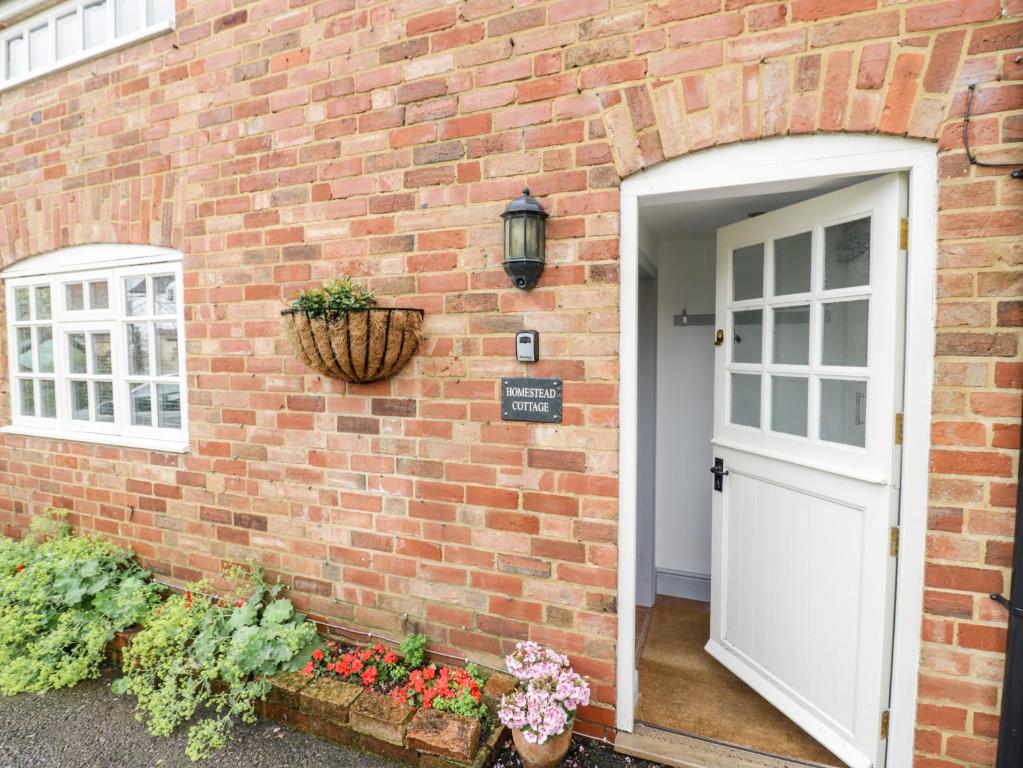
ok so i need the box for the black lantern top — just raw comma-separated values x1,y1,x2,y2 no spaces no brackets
501,188,548,290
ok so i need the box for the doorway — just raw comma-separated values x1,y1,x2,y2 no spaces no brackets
617,136,939,768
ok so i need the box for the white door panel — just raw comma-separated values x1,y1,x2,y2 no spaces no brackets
709,174,907,768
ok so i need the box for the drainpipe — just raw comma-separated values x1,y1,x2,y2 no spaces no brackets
993,388,1023,768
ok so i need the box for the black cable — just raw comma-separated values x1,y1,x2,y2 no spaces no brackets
963,84,1023,178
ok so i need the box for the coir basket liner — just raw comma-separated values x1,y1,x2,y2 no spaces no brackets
282,307,424,384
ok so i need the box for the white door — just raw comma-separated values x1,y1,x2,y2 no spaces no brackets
707,174,907,768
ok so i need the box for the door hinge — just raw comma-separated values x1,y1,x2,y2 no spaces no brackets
880,709,890,740
899,218,908,250
890,526,900,557
894,412,904,445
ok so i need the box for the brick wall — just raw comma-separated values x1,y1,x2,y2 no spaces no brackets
0,0,1020,762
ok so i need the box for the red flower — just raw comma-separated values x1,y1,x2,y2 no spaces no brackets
301,661,315,677
351,659,364,674
423,666,436,680
15,564,23,573
312,648,325,662
383,652,398,665
361,667,378,687
325,662,334,673
236,599,245,608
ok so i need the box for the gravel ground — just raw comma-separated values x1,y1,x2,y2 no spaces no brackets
0,666,400,768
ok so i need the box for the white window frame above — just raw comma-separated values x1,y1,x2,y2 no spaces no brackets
2,244,188,453
0,0,175,92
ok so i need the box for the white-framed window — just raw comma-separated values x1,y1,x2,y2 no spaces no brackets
0,0,175,91
3,245,187,453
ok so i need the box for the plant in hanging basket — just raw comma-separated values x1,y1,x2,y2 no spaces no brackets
282,278,424,384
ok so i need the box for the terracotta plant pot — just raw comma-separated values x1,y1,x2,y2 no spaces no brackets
282,307,424,384
511,725,573,768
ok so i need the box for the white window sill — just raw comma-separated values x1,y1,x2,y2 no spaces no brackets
0,20,174,94
0,424,189,454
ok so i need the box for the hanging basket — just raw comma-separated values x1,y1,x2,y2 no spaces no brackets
282,307,424,384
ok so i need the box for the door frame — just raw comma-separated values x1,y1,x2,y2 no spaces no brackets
617,135,938,767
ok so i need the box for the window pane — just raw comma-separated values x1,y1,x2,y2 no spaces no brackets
732,243,764,301
6,36,26,80
147,0,175,24
153,275,176,314
89,280,109,310
19,379,35,416
56,12,78,60
95,381,114,422
28,24,48,70
37,327,53,373
773,305,810,365
130,382,152,425
731,373,761,428
14,287,30,321
83,1,107,49
820,379,867,447
822,300,869,367
157,383,181,428
71,380,90,420
39,380,56,418
66,282,85,311
92,332,112,374
732,309,762,364
125,276,147,316
127,323,150,375
156,323,178,375
35,286,51,320
69,333,87,373
115,0,142,35
824,218,870,289
771,376,808,437
774,232,811,296
17,328,33,372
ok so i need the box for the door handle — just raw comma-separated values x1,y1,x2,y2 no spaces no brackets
710,458,729,492
714,329,724,346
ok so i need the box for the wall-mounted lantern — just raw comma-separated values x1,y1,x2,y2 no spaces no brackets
502,188,547,290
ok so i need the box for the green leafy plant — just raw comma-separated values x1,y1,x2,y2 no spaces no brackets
289,277,376,317
392,664,493,727
400,631,427,668
0,509,160,696
114,564,320,761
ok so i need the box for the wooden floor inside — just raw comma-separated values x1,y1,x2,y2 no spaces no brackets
635,596,844,767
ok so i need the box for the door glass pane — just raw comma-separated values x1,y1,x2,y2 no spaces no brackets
115,0,142,35
89,280,109,310
92,332,112,374
36,327,53,373
820,379,867,447
771,376,808,437
17,328,33,372
125,276,147,316
6,36,26,80
69,333,87,373
70,380,90,420
773,305,809,365
153,275,176,314
66,282,85,311
147,0,175,24
732,243,764,301
130,382,152,425
731,373,761,428
95,381,115,422
14,287,30,320
156,323,178,375
19,379,35,416
127,324,150,375
56,12,78,60
157,383,181,428
83,1,107,48
732,310,762,364
39,380,56,418
822,300,869,367
28,24,48,70
774,232,811,296
35,286,51,320
824,218,870,289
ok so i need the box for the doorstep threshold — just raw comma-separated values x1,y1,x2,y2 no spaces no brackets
615,722,839,768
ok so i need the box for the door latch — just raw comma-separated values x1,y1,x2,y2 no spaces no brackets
991,593,1023,619
710,458,729,492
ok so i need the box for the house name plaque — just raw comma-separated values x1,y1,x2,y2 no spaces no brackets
501,377,562,423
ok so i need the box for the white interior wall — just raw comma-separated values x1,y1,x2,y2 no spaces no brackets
654,237,716,600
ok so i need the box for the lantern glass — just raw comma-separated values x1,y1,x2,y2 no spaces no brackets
507,214,526,261
525,215,540,260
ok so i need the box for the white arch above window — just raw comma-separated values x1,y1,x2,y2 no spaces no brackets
2,244,181,279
